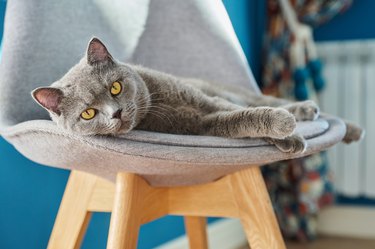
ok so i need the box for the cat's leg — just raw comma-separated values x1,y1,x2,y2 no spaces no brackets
202,107,297,139
264,134,307,154
211,86,363,146
202,107,306,153
241,94,320,121
240,95,364,144
281,100,320,121
200,83,319,121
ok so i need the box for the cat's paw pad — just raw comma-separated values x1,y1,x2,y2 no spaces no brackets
343,122,365,144
269,134,307,154
288,100,320,121
268,108,297,139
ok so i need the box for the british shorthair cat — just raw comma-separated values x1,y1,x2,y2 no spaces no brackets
32,38,364,153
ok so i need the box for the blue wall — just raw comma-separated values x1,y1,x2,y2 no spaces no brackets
315,0,375,41
0,1,257,249
224,0,265,81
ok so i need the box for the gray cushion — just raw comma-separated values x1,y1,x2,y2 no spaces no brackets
0,0,347,186
118,119,329,148
1,115,346,186
131,0,259,92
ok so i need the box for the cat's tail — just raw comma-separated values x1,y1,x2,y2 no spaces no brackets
342,121,365,144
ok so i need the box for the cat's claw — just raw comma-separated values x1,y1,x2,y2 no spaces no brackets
266,134,307,154
267,108,297,139
284,100,320,121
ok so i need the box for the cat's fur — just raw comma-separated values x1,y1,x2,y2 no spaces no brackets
32,38,363,154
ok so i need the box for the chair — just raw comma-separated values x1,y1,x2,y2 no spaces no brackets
0,0,346,248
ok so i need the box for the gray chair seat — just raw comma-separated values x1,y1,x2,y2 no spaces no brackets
0,0,346,186
1,115,345,186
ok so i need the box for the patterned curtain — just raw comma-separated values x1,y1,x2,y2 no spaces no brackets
261,0,352,242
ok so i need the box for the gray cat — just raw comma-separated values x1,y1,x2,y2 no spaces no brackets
31,38,363,153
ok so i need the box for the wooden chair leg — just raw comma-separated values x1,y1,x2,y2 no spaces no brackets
229,167,286,249
184,216,208,249
53,167,286,249
47,171,97,249
106,173,144,249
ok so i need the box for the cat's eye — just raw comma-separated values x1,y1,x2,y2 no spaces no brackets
81,108,96,120
111,81,122,96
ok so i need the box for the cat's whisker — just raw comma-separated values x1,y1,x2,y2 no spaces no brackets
151,105,179,113
146,110,175,128
140,105,176,118
137,102,179,126
137,92,161,103
137,106,175,126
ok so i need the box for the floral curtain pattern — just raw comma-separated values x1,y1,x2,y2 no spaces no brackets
261,0,352,241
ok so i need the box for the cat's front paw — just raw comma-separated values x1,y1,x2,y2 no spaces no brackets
343,122,365,144
266,134,307,154
284,100,320,121
266,108,297,139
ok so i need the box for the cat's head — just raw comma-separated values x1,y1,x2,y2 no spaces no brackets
32,38,148,135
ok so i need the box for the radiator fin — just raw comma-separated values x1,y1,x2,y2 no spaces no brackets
317,40,375,198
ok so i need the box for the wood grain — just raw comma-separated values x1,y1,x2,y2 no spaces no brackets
168,177,237,218
106,173,143,249
49,167,286,249
47,171,97,249
88,176,114,212
229,167,286,249
184,216,209,249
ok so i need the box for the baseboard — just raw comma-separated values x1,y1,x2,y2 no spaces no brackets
317,206,375,239
156,218,247,249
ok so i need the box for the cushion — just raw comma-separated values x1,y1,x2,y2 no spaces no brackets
1,115,346,186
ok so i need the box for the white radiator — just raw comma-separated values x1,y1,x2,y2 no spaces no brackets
317,40,375,198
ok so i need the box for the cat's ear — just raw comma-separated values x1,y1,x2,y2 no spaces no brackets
31,87,64,116
86,37,114,66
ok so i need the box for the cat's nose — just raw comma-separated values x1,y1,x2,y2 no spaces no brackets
112,108,123,119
